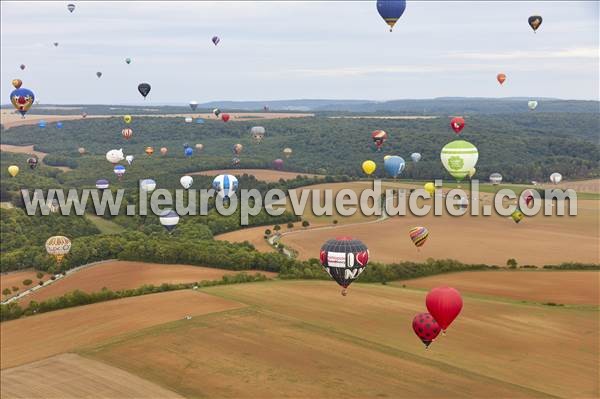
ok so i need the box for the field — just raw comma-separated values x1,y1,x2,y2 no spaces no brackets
18,261,276,306
1,354,183,399
0,144,72,172
216,226,277,253
80,278,599,398
191,168,323,182
1,270,50,300
393,270,600,305
1,290,244,369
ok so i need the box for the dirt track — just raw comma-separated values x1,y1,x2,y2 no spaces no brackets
395,270,600,305
18,261,275,307
0,290,244,369
87,280,600,398
1,354,183,398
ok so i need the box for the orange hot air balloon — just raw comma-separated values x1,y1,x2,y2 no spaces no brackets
497,73,506,85
160,147,168,156
145,146,154,156
12,79,22,89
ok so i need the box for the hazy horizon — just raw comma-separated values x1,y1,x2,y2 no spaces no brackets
2,1,599,104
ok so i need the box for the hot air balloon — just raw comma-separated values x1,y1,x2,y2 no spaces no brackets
10,87,35,117
426,287,463,332
159,210,180,233
489,173,503,185
81,112,87,118
409,226,429,249
221,113,230,122
528,15,542,32
283,147,293,158
96,179,109,190
362,160,376,176
183,143,190,149
20,64,25,70
319,237,369,295
412,313,441,348
376,0,407,32
212,174,239,199
384,156,405,178
189,101,198,110
440,140,479,181
126,155,134,165
27,157,38,169
53,42,59,47
67,3,75,13
138,83,151,99
528,100,538,111
180,175,193,189
213,108,221,117
122,128,133,140
125,58,131,64
123,115,132,124
196,118,204,124
7,165,19,177
38,120,46,128
185,117,193,123
511,208,524,224
160,147,168,156
550,172,562,184
113,165,126,180
78,147,86,155
232,157,241,167
468,167,476,179
195,143,204,151
212,36,220,45
450,117,465,134
251,126,266,143
410,152,421,163
56,122,63,129
521,189,535,207
145,146,154,156
497,73,506,85
45,236,71,263
140,179,156,192
106,149,124,164
184,147,193,157
371,130,387,151
424,182,435,195
12,79,22,89
272,158,284,170
96,72,102,78
232,143,243,156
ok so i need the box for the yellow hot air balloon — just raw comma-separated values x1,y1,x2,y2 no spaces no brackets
468,167,476,179
424,182,435,195
12,79,22,89
45,236,71,263
8,165,19,177
123,115,132,124
383,155,391,161
362,160,376,176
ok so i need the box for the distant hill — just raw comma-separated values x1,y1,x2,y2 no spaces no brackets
3,98,598,115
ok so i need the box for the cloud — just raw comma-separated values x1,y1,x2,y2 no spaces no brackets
447,47,599,60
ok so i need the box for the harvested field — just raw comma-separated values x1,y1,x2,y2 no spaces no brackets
1,270,50,301
19,261,276,307
1,353,183,398
191,168,323,182
0,144,72,172
86,281,599,398
1,290,244,369
216,226,277,253
393,270,600,305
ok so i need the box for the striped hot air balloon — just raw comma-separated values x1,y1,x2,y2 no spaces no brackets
409,226,429,249
159,210,180,233
122,128,133,140
212,174,238,199
440,140,479,181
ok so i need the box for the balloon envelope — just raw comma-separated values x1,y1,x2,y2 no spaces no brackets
7,165,19,177
384,156,405,178
362,160,376,175
12,79,22,89
497,73,506,85
140,179,156,192
409,226,429,248
528,100,538,110
123,115,132,124
410,152,421,163
528,15,542,32
489,173,503,185
424,182,435,195
426,287,463,331
159,210,180,232
180,175,193,189
106,149,124,164
138,83,151,98
212,174,239,199
96,179,109,189
184,147,193,157
376,0,407,31
272,159,284,170
212,36,220,45
319,237,369,290
412,313,441,348
67,3,75,12
96,72,102,78
450,117,465,134
440,140,479,181
189,101,198,110
45,236,71,263
10,88,35,116
550,172,562,184
221,113,230,122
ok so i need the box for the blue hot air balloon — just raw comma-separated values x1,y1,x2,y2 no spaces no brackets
10,88,35,117
212,174,238,199
38,120,46,128
159,210,180,233
56,122,63,129
96,179,109,190
140,179,156,192
184,147,193,157
377,0,407,32
196,118,204,124
384,155,405,178
113,165,126,179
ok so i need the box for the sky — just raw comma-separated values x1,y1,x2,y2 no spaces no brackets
1,1,599,104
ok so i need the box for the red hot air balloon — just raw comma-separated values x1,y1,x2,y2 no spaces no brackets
426,287,463,332
497,73,507,85
371,130,387,151
122,128,133,140
450,117,465,134
221,113,230,122
412,313,441,348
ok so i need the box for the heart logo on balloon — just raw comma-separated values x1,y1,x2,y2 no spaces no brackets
319,250,327,265
356,251,369,267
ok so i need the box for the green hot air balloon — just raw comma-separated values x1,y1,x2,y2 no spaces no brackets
440,140,479,181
